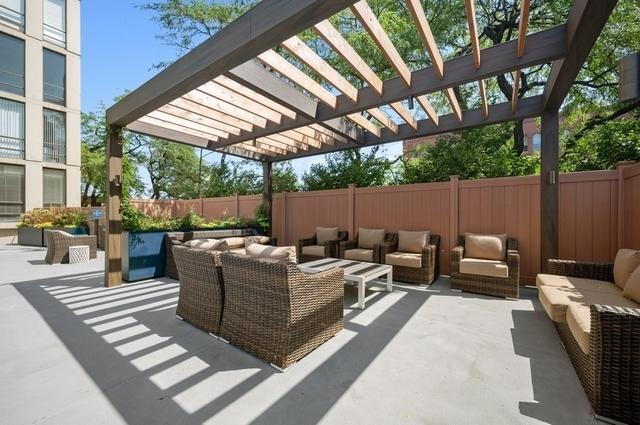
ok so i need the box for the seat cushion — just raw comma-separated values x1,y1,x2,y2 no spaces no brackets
613,249,640,289
223,237,246,249
385,252,422,268
622,265,640,303
316,227,339,245
358,228,385,249
243,235,270,245
464,232,507,261
185,239,229,251
245,243,297,263
536,273,621,295
566,304,591,354
398,230,429,254
538,284,638,323
230,248,246,255
459,258,508,278
344,248,373,262
302,245,325,257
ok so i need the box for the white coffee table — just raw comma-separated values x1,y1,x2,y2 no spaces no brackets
298,258,393,309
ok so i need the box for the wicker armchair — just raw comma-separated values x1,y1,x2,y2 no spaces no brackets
450,235,519,298
44,230,97,264
173,245,225,335
218,252,344,370
339,232,398,264
298,230,348,262
381,234,440,285
542,259,640,424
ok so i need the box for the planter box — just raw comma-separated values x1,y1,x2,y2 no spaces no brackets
17,227,44,246
122,231,168,282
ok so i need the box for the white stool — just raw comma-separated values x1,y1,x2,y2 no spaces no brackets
69,245,90,264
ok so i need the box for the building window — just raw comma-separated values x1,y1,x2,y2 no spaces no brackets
43,49,66,105
0,0,24,28
0,163,24,222
43,109,65,163
43,168,65,208
532,133,541,152
0,32,25,96
0,98,24,159
43,0,66,45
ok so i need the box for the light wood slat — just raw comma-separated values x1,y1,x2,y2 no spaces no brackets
512,70,521,113
517,0,531,57
308,123,348,143
464,0,481,69
478,79,488,118
146,111,232,139
257,49,337,108
157,104,244,134
296,125,337,146
416,95,439,125
281,36,359,102
351,0,412,86
280,129,323,148
182,89,268,128
201,80,284,123
390,102,418,129
367,108,398,133
313,20,384,96
241,142,284,157
213,75,297,119
405,0,444,79
348,113,381,136
138,116,222,141
264,133,310,151
166,98,254,132
255,137,297,153
445,88,462,122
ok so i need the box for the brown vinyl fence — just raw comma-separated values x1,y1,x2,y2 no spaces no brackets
131,162,640,284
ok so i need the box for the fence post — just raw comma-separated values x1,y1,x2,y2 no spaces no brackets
281,191,287,245
449,175,459,250
235,193,240,218
348,184,356,239
616,161,634,249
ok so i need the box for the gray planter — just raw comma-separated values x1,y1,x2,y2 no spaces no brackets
17,227,44,246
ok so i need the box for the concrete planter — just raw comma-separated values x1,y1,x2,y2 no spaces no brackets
17,227,44,246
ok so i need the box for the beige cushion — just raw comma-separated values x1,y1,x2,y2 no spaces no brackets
464,232,507,261
536,273,621,295
245,243,297,263
459,258,508,278
613,249,640,289
622,265,640,303
316,227,339,245
230,248,246,255
385,252,422,268
397,230,429,254
358,228,385,249
185,239,229,251
538,284,638,323
566,303,591,354
344,248,374,262
302,245,326,257
243,235,270,245
223,237,246,249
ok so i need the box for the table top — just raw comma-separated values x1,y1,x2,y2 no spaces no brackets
298,258,391,279
69,245,90,250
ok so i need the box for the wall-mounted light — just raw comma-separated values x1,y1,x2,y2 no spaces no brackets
548,170,557,185
114,175,121,188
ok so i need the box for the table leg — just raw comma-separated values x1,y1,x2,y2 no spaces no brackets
386,269,393,292
358,277,366,309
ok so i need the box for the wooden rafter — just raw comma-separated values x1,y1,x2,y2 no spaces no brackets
511,70,521,113
213,76,297,119
416,95,439,126
517,0,531,58
478,79,488,118
282,129,323,148
444,88,462,122
405,0,443,79
348,113,381,136
165,99,254,132
146,111,232,138
255,137,297,154
367,108,398,133
463,0,488,118
138,115,222,141
202,80,285,123
351,0,412,86
181,90,268,128
264,134,309,151
155,104,243,135
390,102,418,129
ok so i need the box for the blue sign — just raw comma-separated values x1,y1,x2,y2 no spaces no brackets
92,209,104,219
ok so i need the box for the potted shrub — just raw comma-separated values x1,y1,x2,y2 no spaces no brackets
17,209,89,246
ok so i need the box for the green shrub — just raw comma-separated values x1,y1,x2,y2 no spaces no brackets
18,209,85,228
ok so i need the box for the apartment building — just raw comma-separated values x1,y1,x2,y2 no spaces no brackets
0,0,81,241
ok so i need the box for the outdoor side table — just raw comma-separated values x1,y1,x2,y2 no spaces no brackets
69,245,90,264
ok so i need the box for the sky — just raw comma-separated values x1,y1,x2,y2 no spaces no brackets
80,1,403,183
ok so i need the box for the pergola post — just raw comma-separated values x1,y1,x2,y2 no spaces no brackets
262,161,273,237
540,109,560,272
105,126,123,287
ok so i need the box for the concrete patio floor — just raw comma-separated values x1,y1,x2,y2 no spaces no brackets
0,244,597,425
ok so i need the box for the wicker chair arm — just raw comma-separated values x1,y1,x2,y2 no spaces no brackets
507,250,520,279
421,244,437,268
591,304,640,354
299,236,317,247
547,259,614,282
323,239,342,258
301,266,345,283
451,246,464,273
375,240,398,264
339,240,358,258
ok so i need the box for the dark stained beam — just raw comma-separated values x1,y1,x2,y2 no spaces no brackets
105,127,123,287
106,0,359,126
543,0,618,110
262,162,273,237
540,109,560,271
272,95,545,161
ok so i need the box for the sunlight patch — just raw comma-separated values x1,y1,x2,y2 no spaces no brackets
149,356,209,390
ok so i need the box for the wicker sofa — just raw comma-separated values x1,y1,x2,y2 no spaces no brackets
339,229,398,263
172,245,225,335
44,230,98,264
298,228,348,262
218,252,344,370
381,233,440,285
537,258,640,424
450,234,520,298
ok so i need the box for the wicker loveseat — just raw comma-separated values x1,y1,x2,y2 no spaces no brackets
218,252,344,370
381,232,440,285
537,255,640,424
298,227,348,262
173,245,225,335
450,234,520,298
339,228,397,263
44,230,97,264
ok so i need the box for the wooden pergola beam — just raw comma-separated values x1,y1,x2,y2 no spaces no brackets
405,0,443,79
464,0,481,69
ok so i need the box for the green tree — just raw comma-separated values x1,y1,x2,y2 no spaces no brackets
272,162,298,193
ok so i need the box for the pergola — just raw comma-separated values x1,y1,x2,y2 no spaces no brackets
104,0,618,286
